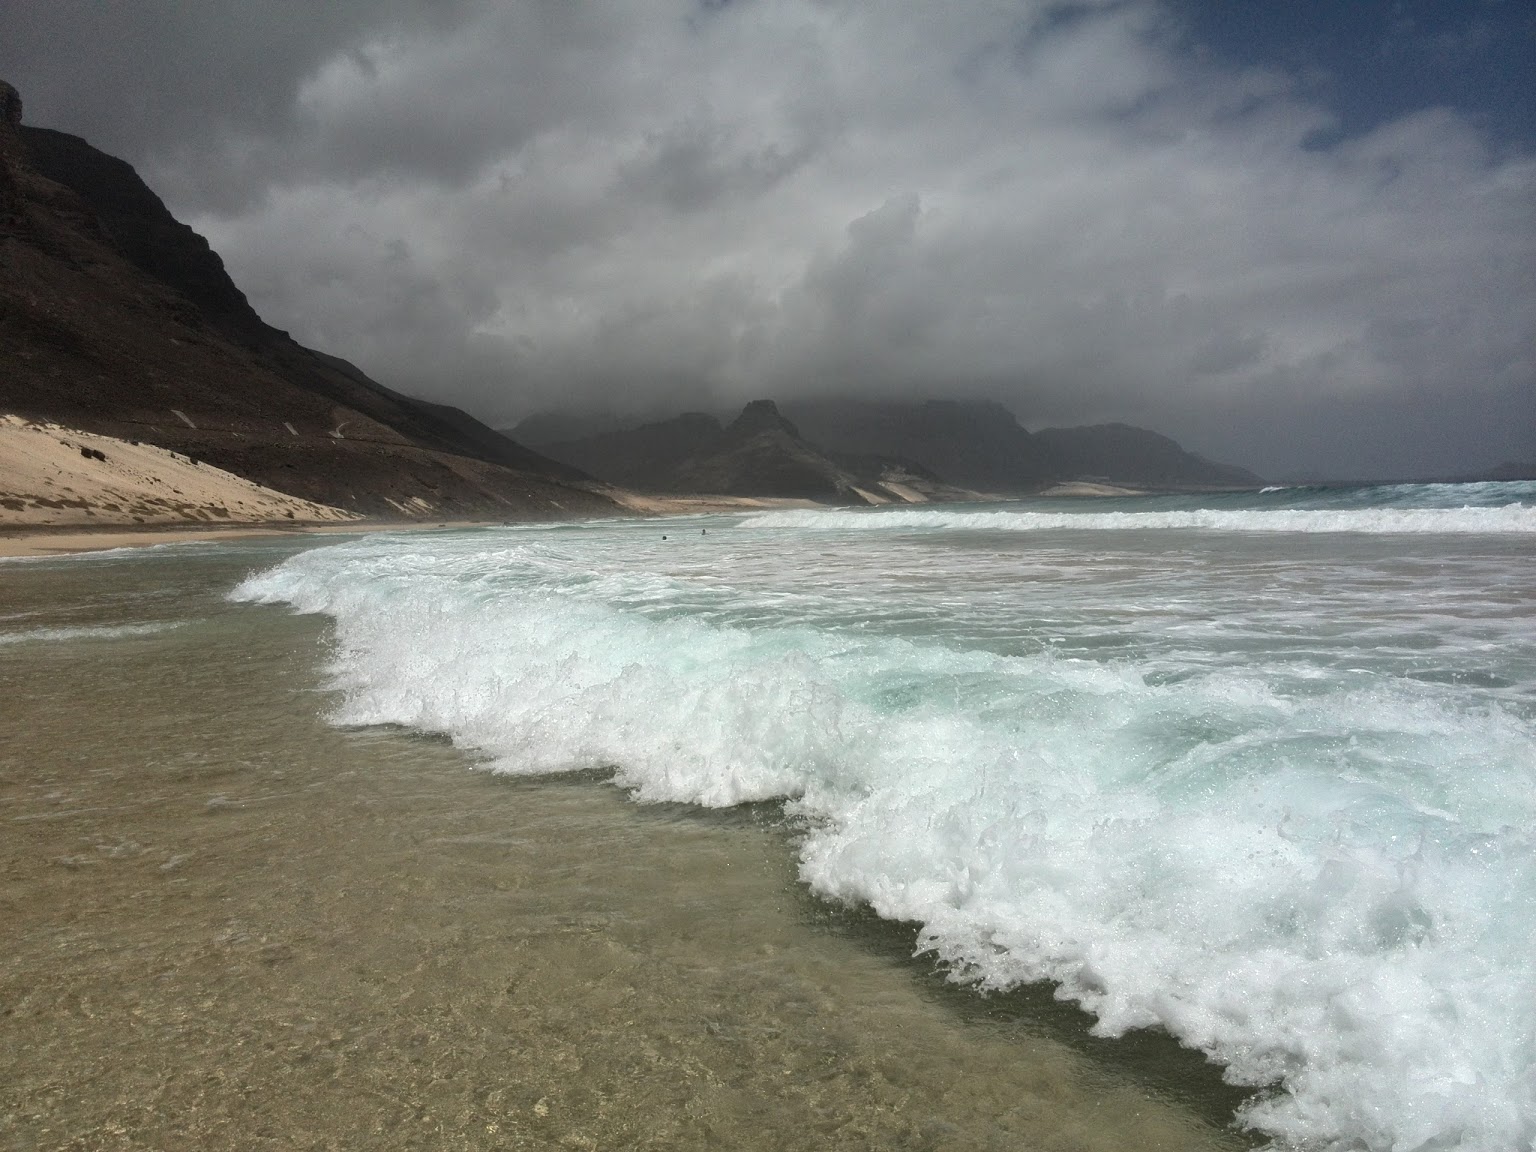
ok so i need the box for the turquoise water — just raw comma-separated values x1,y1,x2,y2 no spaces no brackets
227,481,1536,1151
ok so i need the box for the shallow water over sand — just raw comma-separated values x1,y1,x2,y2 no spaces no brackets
1,540,1249,1151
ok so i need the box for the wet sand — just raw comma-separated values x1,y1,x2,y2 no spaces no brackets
0,541,1256,1150
0,519,492,560
0,499,821,559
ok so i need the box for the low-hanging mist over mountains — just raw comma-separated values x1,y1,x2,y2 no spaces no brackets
512,398,1262,502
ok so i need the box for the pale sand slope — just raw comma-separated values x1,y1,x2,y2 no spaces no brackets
0,414,361,530
605,491,824,514
1036,481,1146,497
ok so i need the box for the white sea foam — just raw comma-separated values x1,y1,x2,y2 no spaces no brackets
738,504,1536,535
233,524,1536,1151
0,621,182,646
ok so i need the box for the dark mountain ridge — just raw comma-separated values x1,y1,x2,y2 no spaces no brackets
781,398,1053,492
0,80,614,520
526,400,981,504
517,398,1263,496
1030,422,1261,489
669,400,864,502
541,412,726,493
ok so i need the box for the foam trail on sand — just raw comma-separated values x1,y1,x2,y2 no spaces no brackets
0,622,183,645
233,523,1536,1152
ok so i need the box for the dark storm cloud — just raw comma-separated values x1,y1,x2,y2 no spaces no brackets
2,0,1531,477
5,2,468,159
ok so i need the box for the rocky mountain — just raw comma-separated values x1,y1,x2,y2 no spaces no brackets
0,80,618,521
785,399,1260,491
781,399,1054,492
524,400,978,504
534,412,726,494
671,401,871,502
1031,422,1263,489
521,397,1262,497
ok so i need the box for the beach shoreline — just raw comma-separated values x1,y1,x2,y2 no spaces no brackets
0,518,493,559
0,489,834,558
0,539,1251,1151
0,496,825,558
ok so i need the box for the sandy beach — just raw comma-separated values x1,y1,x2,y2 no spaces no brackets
0,415,362,528
0,520,505,560
0,413,847,559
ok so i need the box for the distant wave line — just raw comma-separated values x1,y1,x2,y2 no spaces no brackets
738,505,1536,535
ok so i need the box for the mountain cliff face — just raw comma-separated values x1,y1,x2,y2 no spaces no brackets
0,80,616,520
782,399,1054,492
530,401,875,502
784,400,1261,492
1032,423,1262,488
526,396,1261,497
531,412,725,493
524,400,985,504
669,401,863,501
19,125,260,335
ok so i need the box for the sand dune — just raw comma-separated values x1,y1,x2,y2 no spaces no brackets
0,414,361,530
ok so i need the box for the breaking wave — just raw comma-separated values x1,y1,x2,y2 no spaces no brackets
231,521,1536,1151
738,504,1536,535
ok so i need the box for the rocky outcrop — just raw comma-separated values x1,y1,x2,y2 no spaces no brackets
787,399,1260,492
531,412,725,493
530,402,865,501
670,400,865,501
0,80,25,218
21,126,260,333
1032,423,1262,489
783,398,1054,493
529,396,1263,497
0,80,617,520
526,398,984,504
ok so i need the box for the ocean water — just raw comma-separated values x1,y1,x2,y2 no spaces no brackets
229,481,1536,1152
2,536,1246,1150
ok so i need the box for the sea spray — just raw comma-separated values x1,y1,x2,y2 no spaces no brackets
233,492,1536,1151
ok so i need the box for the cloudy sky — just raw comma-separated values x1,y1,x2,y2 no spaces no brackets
4,0,1532,478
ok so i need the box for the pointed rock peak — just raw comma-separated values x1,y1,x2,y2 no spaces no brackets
728,398,801,440
0,80,20,127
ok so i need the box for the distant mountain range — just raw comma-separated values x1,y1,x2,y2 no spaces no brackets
0,75,1266,517
512,397,1264,501
511,400,977,505
0,79,617,521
